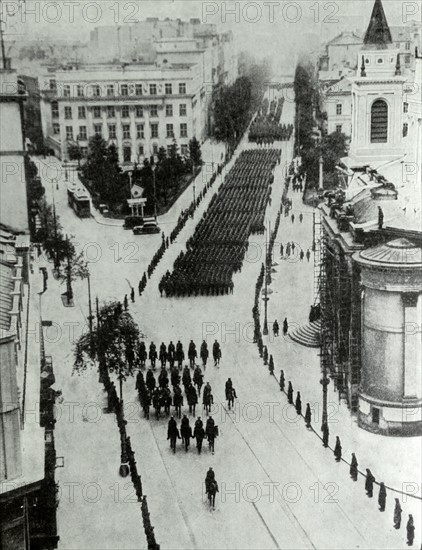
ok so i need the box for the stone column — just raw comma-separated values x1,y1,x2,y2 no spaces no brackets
402,293,420,398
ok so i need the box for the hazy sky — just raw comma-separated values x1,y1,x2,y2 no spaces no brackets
2,0,418,70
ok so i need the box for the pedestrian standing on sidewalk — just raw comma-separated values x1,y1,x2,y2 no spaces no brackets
287,381,294,404
305,404,312,428
124,294,128,311
295,392,302,415
299,213,303,223
306,249,311,262
334,436,342,462
130,287,135,303
291,213,295,224
365,469,375,498
393,498,402,529
279,370,285,392
350,453,358,481
378,482,386,512
283,317,288,335
406,514,415,546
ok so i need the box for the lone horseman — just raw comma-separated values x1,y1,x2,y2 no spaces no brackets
212,340,222,367
205,417,218,454
167,416,180,453
200,341,209,369
149,342,157,369
173,385,183,418
193,366,204,396
159,343,167,368
146,369,156,392
138,341,147,369
226,386,237,410
180,415,192,452
167,341,175,368
194,418,206,454
188,340,197,369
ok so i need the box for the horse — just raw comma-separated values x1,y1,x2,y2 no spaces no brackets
146,371,156,393
213,347,221,367
152,391,162,420
142,392,151,420
207,479,219,509
181,423,192,452
200,348,208,369
162,391,172,416
203,392,213,415
226,387,237,410
187,386,198,416
207,425,218,454
193,368,203,396
168,425,180,454
138,346,147,369
194,426,206,454
173,391,183,419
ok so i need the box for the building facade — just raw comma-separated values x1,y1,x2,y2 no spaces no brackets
0,68,59,549
40,61,205,163
321,78,352,137
0,70,29,233
348,0,406,166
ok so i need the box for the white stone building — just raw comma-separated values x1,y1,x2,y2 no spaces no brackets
39,61,206,164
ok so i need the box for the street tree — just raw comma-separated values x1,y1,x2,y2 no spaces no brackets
189,136,202,166
73,301,140,401
58,242,89,305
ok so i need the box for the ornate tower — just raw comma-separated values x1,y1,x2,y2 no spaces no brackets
349,0,406,165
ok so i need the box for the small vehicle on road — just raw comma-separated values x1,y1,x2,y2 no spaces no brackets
133,217,160,235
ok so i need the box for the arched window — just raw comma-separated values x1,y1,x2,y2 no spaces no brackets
371,99,388,143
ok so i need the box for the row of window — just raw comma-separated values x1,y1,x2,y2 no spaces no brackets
59,122,188,140
55,103,188,120
55,81,187,98
334,102,409,118
76,143,190,160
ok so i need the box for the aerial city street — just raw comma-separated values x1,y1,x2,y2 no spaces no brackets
0,1,421,549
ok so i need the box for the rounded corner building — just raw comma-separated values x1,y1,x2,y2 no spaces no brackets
353,238,422,436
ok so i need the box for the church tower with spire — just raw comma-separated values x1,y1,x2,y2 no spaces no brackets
348,0,406,165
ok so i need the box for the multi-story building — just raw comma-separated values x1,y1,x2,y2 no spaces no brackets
0,70,29,233
315,0,422,437
0,69,59,549
320,78,352,137
319,21,421,81
319,32,363,80
39,61,205,163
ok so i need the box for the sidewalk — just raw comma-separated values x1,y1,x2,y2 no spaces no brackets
36,254,144,549
263,188,422,541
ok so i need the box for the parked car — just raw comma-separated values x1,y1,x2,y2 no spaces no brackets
133,220,160,235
